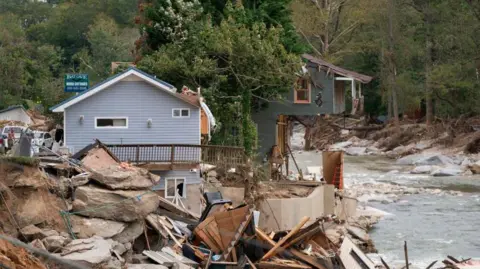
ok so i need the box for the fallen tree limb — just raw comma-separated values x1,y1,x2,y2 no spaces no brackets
329,122,385,131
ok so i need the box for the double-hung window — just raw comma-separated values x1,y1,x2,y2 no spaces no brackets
165,178,186,198
294,78,311,104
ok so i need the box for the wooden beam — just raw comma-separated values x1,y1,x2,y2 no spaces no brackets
256,261,312,269
256,228,327,269
261,217,310,260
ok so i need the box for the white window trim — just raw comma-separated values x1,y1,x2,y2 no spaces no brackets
172,108,191,118
94,117,129,129
165,177,187,198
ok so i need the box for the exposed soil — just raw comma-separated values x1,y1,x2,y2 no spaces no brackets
0,237,47,269
256,182,315,199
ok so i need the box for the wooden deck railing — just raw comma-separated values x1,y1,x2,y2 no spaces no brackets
106,144,246,168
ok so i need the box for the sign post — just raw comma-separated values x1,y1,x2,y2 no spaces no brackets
64,74,89,92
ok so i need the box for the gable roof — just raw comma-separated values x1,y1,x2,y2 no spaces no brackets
0,105,26,114
50,67,200,113
302,54,373,84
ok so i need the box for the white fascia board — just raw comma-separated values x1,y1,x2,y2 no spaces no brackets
52,69,176,113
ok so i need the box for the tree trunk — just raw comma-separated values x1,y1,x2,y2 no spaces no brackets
304,125,311,151
424,6,434,125
387,0,400,132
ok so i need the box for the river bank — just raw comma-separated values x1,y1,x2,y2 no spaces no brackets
291,123,480,268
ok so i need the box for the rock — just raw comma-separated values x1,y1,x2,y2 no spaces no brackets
345,147,367,156
60,237,113,266
346,226,369,242
104,258,123,269
90,165,160,190
71,173,90,186
469,160,480,174
416,154,454,166
431,166,464,177
42,235,70,252
60,232,71,238
112,220,144,244
20,225,43,241
40,229,59,238
70,215,127,239
29,239,47,251
366,147,381,155
392,146,407,156
131,254,151,264
411,165,438,174
415,140,433,150
396,154,429,165
330,141,353,150
207,170,217,178
127,264,169,269
348,136,361,143
112,241,127,255
72,186,159,222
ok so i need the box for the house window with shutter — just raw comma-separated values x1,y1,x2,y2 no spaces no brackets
294,78,311,104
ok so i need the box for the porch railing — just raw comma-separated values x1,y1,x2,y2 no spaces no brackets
106,144,246,168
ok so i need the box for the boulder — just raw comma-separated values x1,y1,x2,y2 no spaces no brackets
70,215,127,239
72,186,160,222
20,225,43,241
431,166,464,177
330,141,353,150
90,165,160,190
112,241,127,255
345,147,367,156
469,160,480,174
366,147,381,155
60,237,113,266
415,140,433,150
104,258,123,269
40,229,59,238
415,154,453,166
396,154,429,165
42,235,70,252
392,146,407,156
411,165,438,174
112,220,144,244
29,239,47,251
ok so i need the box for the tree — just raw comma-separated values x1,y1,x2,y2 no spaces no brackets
138,9,301,155
386,0,400,130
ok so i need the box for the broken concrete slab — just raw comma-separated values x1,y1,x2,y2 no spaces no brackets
112,220,144,244
42,235,70,252
60,237,113,266
72,186,160,222
90,165,160,190
339,236,375,269
70,215,127,239
346,226,369,242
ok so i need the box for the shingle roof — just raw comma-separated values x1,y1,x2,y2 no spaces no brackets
50,67,200,112
0,105,26,114
302,54,373,84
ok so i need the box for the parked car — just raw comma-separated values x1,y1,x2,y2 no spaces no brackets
32,131,54,149
0,126,26,149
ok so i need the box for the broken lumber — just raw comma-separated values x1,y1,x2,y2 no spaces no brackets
261,216,310,260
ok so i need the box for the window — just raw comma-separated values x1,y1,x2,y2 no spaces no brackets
165,178,186,198
95,117,128,128
294,78,311,104
172,108,190,118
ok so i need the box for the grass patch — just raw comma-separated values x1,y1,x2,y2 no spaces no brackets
0,156,40,167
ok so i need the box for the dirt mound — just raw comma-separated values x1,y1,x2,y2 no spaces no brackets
0,163,66,236
0,237,47,269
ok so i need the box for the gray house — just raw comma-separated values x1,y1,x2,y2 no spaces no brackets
252,54,373,163
51,68,213,214
0,105,32,124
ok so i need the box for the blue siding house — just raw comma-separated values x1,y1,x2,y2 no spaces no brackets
253,54,373,168
51,68,210,213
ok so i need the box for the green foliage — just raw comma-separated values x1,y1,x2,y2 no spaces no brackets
138,6,300,155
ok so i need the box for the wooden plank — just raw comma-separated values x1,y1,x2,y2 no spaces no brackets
222,209,253,260
256,261,311,269
255,228,327,269
160,220,182,248
162,247,199,267
283,226,321,249
143,250,175,266
261,216,310,260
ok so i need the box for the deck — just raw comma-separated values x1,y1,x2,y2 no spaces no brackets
106,144,246,170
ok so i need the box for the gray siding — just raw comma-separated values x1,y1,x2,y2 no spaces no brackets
65,81,200,154
0,108,31,124
252,68,336,158
151,170,201,190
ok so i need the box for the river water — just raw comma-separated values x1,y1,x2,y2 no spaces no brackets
292,149,480,268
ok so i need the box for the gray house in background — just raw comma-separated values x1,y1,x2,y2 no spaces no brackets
0,105,32,124
252,54,373,163
51,68,211,214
